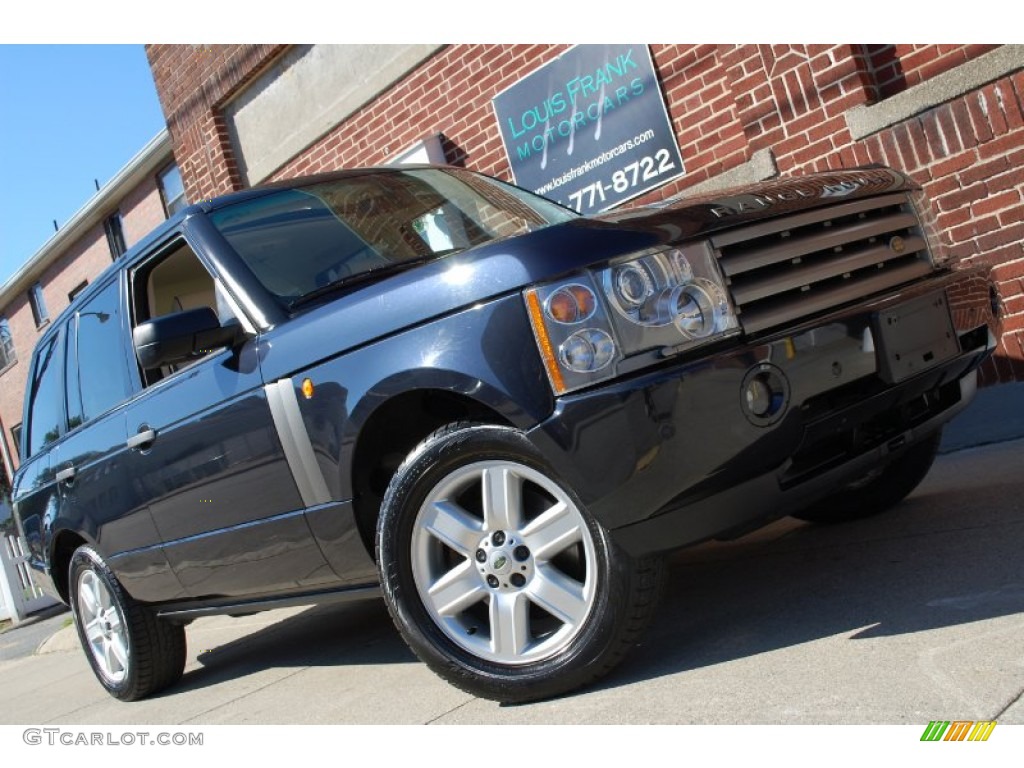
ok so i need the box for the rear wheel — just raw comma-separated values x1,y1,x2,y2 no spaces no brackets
69,546,186,701
377,423,664,703
792,429,943,524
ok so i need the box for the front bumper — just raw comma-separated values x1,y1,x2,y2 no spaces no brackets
526,266,1001,557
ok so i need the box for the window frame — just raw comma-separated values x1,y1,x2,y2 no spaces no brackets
65,276,133,432
23,325,66,460
157,163,187,218
9,423,22,462
27,282,49,328
104,211,127,260
0,316,16,374
68,280,89,303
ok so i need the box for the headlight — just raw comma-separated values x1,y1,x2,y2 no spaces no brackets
560,328,616,372
524,242,739,394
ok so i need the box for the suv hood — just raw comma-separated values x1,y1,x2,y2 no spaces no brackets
261,167,915,376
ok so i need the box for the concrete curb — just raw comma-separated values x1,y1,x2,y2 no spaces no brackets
37,624,80,655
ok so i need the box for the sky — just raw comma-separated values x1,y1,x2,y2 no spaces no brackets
0,45,166,286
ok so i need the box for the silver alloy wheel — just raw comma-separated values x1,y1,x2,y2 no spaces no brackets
410,460,597,665
77,569,129,685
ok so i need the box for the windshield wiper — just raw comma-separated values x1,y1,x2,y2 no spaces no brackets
289,255,439,310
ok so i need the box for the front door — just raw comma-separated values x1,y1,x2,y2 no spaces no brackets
121,234,336,600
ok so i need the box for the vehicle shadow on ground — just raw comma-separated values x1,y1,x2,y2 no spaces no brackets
163,598,415,697
594,445,1024,695
163,444,1024,702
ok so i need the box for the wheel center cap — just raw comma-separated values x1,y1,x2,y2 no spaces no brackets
490,551,511,574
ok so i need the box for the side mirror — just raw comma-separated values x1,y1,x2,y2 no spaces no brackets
133,307,242,369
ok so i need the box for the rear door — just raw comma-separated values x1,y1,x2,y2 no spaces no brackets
55,275,182,602
12,330,64,591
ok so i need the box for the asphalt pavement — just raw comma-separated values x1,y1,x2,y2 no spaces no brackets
0,381,1021,725
0,604,68,663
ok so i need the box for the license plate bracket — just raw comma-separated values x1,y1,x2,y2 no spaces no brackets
874,291,959,384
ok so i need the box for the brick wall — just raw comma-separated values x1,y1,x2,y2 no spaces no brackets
0,180,170,470
147,43,1024,383
119,176,167,246
146,44,286,203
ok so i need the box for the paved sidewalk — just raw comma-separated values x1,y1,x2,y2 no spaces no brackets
941,381,1024,453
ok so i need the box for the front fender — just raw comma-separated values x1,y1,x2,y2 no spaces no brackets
284,293,554,502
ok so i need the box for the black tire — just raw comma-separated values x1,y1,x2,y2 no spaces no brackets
376,422,664,703
68,545,186,701
792,429,943,524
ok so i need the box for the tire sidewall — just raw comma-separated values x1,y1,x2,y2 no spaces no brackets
377,424,631,701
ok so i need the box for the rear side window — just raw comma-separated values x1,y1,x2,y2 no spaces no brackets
25,330,64,457
66,279,132,427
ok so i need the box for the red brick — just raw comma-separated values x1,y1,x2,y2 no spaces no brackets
992,257,1024,282
936,105,966,155
977,221,1024,252
1002,293,1024,316
998,207,1024,227
891,123,921,171
1001,314,1024,334
937,181,987,214
959,155,1011,187
986,166,1024,195
852,142,872,165
937,207,973,231
972,190,1021,218
950,100,980,150
919,51,969,84
979,132,1023,161
949,214,1001,243
997,80,1024,132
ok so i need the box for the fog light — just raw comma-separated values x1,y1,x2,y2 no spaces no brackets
740,364,789,427
745,377,773,417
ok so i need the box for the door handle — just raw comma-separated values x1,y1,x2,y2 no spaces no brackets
56,466,76,484
127,428,157,451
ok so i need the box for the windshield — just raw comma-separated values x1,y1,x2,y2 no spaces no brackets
208,168,577,304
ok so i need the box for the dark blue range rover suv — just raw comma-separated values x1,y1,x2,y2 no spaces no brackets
12,165,1001,702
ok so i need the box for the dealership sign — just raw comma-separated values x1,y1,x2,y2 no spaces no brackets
492,44,685,214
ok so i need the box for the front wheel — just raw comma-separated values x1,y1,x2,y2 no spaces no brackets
376,423,663,703
69,545,186,701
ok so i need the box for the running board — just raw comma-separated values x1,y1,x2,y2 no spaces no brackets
155,585,381,621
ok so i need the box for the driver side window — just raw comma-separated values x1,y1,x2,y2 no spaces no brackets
131,239,236,385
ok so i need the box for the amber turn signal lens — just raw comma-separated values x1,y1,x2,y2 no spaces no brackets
301,378,315,399
545,284,596,324
525,289,567,394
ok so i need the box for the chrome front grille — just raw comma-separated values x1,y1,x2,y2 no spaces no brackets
712,193,934,334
